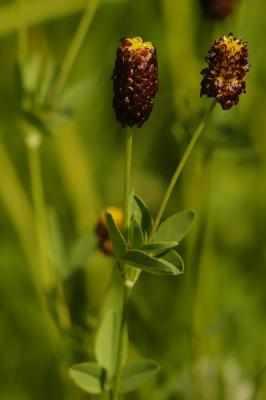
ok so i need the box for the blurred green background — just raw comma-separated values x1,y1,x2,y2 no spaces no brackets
0,0,265,399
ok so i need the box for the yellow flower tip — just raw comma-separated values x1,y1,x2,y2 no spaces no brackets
104,207,123,228
120,36,153,51
95,207,123,256
200,33,249,110
222,33,246,55
112,36,158,127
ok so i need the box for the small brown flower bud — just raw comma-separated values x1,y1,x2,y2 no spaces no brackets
112,37,159,128
200,33,250,110
200,0,236,20
95,207,123,256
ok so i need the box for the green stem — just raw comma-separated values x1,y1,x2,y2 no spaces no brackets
111,129,133,399
50,0,98,104
28,135,53,289
123,129,133,232
112,285,129,400
149,101,216,239
27,132,72,330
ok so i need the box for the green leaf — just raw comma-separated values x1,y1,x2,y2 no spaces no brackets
120,359,160,393
69,362,105,394
95,309,121,378
69,230,97,272
129,219,144,249
155,210,195,243
163,250,184,274
134,195,153,237
141,241,178,257
122,249,180,275
105,211,127,259
97,270,129,375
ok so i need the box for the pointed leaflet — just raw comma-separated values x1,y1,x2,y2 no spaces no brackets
163,250,184,274
69,362,105,394
129,219,144,249
134,195,153,237
120,359,160,393
122,249,181,275
141,241,178,257
105,211,127,259
154,210,195,243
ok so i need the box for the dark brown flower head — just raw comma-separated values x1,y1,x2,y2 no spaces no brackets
200,33,249,110
112,37,159,128
95,207,123,256
200,0,236,20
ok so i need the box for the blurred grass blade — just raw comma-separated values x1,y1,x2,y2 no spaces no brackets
0,0,129,37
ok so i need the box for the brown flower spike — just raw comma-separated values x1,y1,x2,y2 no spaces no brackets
200,33,250,110
200,0,236,20
112,37,159,128
95,207,123,256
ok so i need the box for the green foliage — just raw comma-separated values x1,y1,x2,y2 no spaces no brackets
69,362,105,394
120,359,160,393
105,211,127,259
154,210,195,243
95,309,121,379
1,0,265,399
134,195,153,238
122,249,183,276
141,241,178,257
128,218,144,249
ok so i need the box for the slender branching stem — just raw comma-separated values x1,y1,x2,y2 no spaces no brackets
149,101,216,240
50,0,98,104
